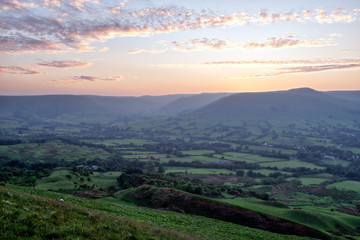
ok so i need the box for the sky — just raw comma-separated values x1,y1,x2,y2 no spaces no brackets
0,0,359,96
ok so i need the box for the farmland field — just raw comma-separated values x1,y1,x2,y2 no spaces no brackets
328,180,360,194
259,159,325,170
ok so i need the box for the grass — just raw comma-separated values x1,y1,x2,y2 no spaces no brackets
2,185,316,240
298,177,329,186
82,139,156,146
90,171,122,188
36,169,78,191
321,159,350,167
342,147,360,154
165,167,236,175
221,197,360,237
328,181,360,194
259,159,325,170
223,152,288,163
0,140,111,163
182,150,215,155
0,185,195,240
36,169,122,191
245,145,297,155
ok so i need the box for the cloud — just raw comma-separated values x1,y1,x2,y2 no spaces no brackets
1,2,359,54
242,37,334,49
37,60,90,69
138,35,337,54
0,0,38,12
315,9,356,23
152,59,360,79
127,49,164,54
51,75,123,83
0,65,42,75
278,63,360,74
202,59,360,66
167,38,234,51
232,60,360,79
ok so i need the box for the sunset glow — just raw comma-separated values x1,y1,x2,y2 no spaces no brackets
1,0,360,96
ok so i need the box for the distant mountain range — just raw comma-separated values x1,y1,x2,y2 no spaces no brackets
185,88,360,122
0,88,359,123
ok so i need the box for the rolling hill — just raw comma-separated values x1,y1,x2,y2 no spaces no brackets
183,88,360,123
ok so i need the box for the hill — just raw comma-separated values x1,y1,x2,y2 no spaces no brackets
184,88,360,123
157,93,233,115
0,185,317,240
0,94,188,121
118,185,329,239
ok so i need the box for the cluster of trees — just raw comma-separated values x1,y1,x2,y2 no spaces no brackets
117,168,223,196
0,166,49,186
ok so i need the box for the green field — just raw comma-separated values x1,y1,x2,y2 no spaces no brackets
165,167,236,175
82,139,156,146
0,140,110,163
259,159,325,170
223,152,288,163
36,169,122,191
246,145,298,155
322,159,350,167
343,147,360,154
298,177,329,186
182,150,215,155
328,181,360,194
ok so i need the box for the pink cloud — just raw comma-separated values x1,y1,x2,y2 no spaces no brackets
51,75,123,83
37,60,90,69
0,3,359,55
0,65,42,75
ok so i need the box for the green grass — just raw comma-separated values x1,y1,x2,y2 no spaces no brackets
221,197,360,237
36,169,78,191
82,139,156,146
245,145,297,155
36,169,122,191
0,140,110,163
223,152,288,163
259,159,325,170
2,185,316,240
298,177,329,186
342,147,360,154
182,150,215,155
165,167,236,175
328,181,360,194
321,159,350,167
0,185,195,240
90,171,122,188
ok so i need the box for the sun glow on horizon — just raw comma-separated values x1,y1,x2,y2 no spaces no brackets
0,0,359,96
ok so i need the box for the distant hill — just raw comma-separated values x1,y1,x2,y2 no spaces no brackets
183,88,360,123
326,91,360,102
0,94,191,121
1,88,359,123
157,93,233,115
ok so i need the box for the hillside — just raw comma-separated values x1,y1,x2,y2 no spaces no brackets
184,88,360,123
157,93,233,115
118,185,329,239
0,185,317,240
0,94,184,121
0,88,359,123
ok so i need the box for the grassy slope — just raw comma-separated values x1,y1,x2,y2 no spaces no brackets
221,197,360,237
0,185,316,240
0,185,193,240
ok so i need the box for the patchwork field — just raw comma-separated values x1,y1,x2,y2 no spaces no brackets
328,180,360,194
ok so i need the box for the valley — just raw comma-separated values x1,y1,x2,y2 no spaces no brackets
1,88,360,239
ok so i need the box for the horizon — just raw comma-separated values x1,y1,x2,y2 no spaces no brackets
0,87,359,97
1,0,360,96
